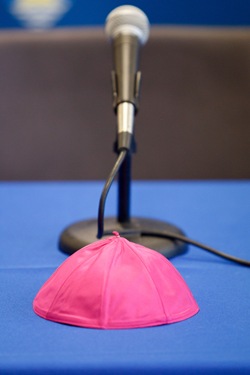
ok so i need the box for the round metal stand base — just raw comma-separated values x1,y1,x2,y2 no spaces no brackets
59,217,188,259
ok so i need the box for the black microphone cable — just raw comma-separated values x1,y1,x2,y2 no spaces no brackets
97,153,250,267
103,229,250,267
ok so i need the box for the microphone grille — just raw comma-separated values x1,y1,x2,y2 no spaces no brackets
105,5,150,45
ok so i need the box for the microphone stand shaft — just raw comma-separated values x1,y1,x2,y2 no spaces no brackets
118,151,131,223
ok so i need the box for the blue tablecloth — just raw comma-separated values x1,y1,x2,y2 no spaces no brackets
0,181,249,374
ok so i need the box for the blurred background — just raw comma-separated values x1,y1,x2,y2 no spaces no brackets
0,1,250,180
1,0,250,29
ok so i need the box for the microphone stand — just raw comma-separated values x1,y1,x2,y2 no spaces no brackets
59,136,188,259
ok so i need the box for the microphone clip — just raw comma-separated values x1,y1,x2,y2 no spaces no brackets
111,70,142,114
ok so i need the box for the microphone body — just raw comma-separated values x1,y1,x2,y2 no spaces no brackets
112,34,141,109
105,6,150,150
112,34,141,150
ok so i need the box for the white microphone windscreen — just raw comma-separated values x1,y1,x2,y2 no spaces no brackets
105,5,150,44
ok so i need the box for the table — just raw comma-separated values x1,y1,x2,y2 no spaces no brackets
0,181,249,374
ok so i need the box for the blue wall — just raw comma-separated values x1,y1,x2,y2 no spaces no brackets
0,0,250,29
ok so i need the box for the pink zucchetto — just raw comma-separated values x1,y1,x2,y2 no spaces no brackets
33,232,199,329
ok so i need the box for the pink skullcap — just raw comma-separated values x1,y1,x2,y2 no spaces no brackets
33,232,199,329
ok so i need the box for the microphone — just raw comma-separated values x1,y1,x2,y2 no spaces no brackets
105,5,150,151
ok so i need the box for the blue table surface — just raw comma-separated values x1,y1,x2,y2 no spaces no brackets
0,180,250,374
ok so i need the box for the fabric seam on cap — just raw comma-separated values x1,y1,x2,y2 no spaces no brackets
46,251,101,318
99,236,120,328
130,241,198,318
125,239,169,321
